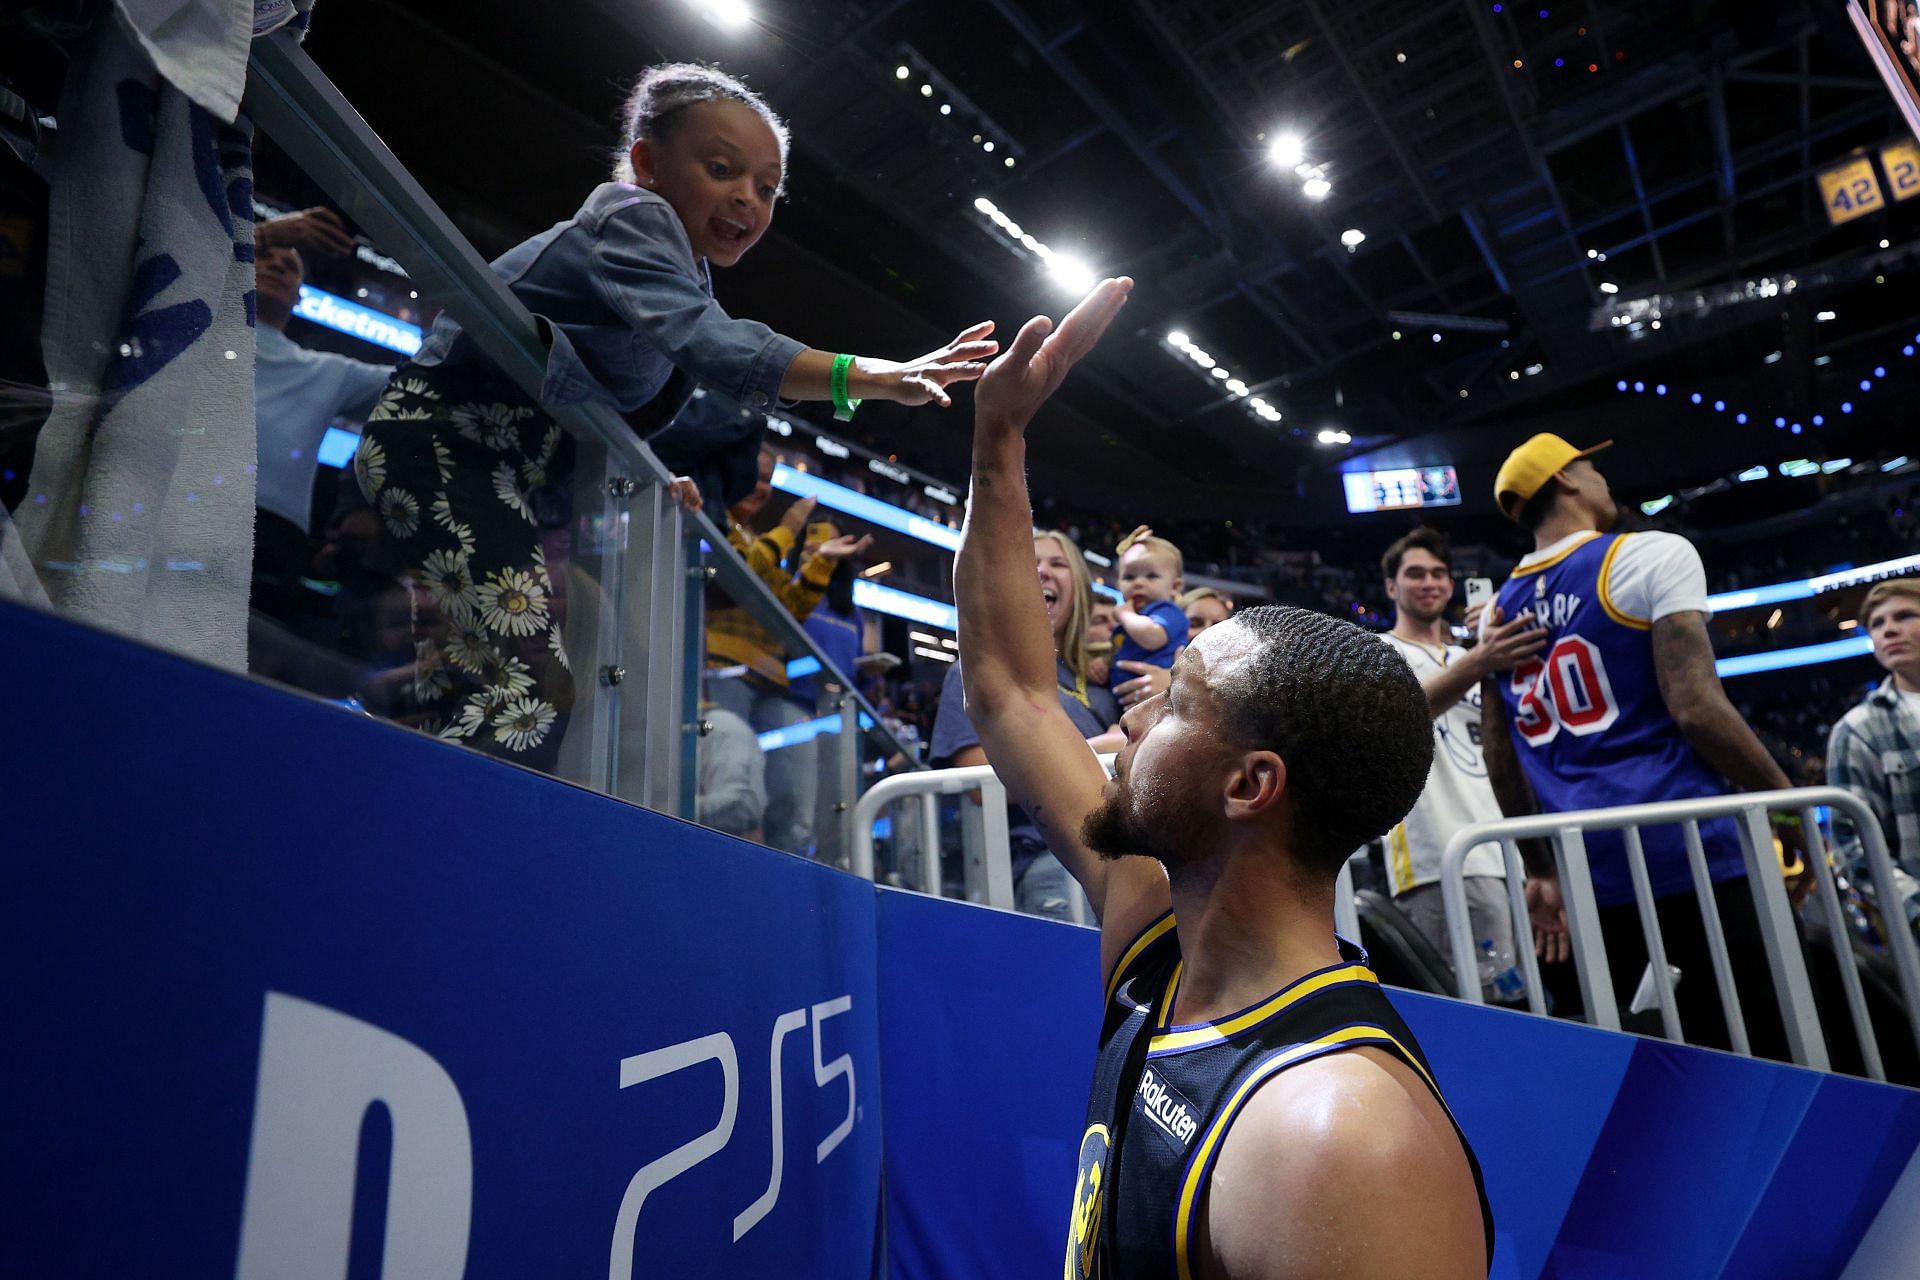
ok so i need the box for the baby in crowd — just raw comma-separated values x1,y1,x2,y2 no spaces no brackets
1108,526,1189,691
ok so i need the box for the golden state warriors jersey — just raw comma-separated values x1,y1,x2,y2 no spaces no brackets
1066,914,1493,1280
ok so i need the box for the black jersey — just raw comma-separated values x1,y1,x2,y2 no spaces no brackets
1064,913,1494,1280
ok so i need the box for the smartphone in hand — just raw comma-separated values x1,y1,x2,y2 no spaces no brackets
1466,577,1494,642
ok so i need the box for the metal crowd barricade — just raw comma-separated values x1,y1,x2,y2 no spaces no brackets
1437,787,1920,1081
851,759,1376,937
243,32,919,842
851,758,1121,925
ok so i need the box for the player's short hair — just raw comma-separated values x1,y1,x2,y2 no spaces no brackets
1863,577,1920,628
614,63,789,187
1210,606,1432,878
1381,526,1453,580
1117,530,1184,577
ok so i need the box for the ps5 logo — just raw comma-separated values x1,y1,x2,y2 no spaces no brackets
608,995,858,1280
232,990,858,1280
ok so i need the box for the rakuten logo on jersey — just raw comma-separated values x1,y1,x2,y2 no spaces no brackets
1136,1068,1199,1146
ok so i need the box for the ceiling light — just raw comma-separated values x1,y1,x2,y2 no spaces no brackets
1509,370,1520,380
983,140,996,152
1316,428,1351,445
1881,239,1891,249
1396,51,1407,63
1166,330,1190,347
1225,378,1249,395
1047,253,1096,293
974,197,996,215
1302,177,1333,200
1599,281,1618,294
1210,366,1229,379
1268,132,1306,168
1340,228,1366,248
1816,310,1836,322
1004,157,1016,168
895,65,910,80
862,561,892,578
939,103,952,115
920,84,933,97
699,0,752,30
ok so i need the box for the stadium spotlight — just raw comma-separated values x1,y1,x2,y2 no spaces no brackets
1047,253,1097,294
1268,132,1306,168
699,0,753,30
1302,177,1333,200
1340,228,1366,248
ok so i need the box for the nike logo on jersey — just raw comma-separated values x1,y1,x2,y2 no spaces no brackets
1136,1068,1200,1147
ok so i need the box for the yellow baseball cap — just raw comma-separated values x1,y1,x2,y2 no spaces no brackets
1494,433,1612,520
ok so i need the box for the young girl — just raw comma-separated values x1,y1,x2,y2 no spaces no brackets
354,63,993,769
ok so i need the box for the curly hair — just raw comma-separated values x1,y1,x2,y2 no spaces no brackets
1210,606,1433,876
612,63,789,186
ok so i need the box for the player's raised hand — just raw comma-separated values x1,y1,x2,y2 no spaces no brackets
975,277,1133,432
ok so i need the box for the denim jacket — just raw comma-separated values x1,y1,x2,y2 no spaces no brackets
414,183,804,415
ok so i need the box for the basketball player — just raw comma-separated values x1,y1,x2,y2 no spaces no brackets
1483,434,1796,1056
957,277,1492,1278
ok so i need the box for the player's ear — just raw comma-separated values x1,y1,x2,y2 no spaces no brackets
1223,750,1285,823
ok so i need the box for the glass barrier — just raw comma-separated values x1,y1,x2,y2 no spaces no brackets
0,22,918,838
241,30,921,818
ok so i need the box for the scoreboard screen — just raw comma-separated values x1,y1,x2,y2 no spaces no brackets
1343,466,1462,514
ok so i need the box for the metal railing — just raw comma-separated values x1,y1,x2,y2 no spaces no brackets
240,32,919,842
1438,787,1920,1081
851,759,1102,925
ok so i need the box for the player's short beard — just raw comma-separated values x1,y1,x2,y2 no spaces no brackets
1081,769,1214,872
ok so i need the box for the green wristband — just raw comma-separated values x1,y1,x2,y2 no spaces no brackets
830,353,862,422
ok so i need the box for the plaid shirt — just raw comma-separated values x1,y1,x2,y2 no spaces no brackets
1827,678,1920,928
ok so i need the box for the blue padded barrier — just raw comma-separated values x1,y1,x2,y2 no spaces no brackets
5,598,1920,1278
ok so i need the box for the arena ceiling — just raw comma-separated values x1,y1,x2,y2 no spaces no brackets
301,0,1918,515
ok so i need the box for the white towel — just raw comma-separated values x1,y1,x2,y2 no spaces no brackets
113,0,316,124
9,8,262,669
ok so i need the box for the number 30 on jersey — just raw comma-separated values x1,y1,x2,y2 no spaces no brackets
1509,635,1619,744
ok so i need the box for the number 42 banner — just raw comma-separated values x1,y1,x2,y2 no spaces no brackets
1818,155,1886,225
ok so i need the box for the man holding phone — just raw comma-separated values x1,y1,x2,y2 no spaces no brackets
1378,528,1549,996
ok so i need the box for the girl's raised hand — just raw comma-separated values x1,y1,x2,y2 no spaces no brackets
872,321,999,407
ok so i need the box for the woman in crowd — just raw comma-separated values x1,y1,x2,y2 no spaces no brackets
930,529,1121,918
352,62,992,769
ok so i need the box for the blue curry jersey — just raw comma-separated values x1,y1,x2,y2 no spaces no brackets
1495,532,1746,905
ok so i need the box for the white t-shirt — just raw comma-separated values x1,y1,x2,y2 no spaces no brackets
1515,530,1710,623
255,325,393,532
1378,632,1507,893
